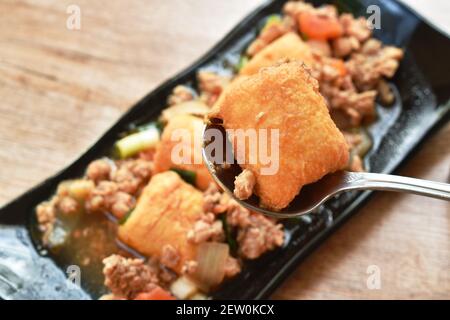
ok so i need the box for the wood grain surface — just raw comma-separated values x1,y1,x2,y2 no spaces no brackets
1,0,449,299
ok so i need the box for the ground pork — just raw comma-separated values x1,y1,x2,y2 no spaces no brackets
247,16,296,57
346,45,403,91
377,79,395,105
167,85,195,106
340,13,371,42
181,260,198,275
197,71,230,107
232,209,284,259
160,244,180,270
307,39,331,57
84,158,152,218
35,156,153,230
224,256,241,278
203,183,231,214
284,1,339,22
102,254,159,299
187,212,225,244
201,183,284,259
283,0,314,19
57,196,80,216
111,159,153,195
85,181,135,219
343,131,367,172
343,131,363,149
233,169,256,200
86,159,112,183
36,200,57,245
332,36,360,58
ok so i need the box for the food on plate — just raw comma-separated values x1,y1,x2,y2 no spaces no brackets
118,171,204,274
240,32,314,75
34,1,404,300
153,114,214,190
209,61,349,210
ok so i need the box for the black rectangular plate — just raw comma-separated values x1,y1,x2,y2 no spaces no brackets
0,0,449,300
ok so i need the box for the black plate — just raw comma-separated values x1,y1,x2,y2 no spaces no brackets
0,0,449,300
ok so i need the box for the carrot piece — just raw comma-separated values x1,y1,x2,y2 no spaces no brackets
328,58,347,76
134,287,176,300
298,12,343,40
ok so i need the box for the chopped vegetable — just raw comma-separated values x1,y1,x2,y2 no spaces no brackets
118,209,133,225
161,100,210,123
190,293,208,300
298,11,343,40
170,276,198,299
170,168,197,186
262,14,282,32
126,121,164,136
114,126,160,159
220,214,237,255
194,242,229,291
134,287,175,300
237,55,249,72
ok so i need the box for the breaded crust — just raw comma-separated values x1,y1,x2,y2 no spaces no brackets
240,32,314,76
209,61,349,210
153,114,214,190
118,171,203,274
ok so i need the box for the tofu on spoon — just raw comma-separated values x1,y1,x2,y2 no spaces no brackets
208,61,349,210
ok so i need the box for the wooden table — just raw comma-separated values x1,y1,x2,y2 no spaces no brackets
1,0,449,299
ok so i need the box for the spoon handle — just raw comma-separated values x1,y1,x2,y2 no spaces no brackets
349,172,450,200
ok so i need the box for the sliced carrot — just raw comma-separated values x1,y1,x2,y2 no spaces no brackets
134,287,176,300
298,12,343,40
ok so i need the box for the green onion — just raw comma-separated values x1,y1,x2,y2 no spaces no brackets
262,14,282,32
114,126,160,159
170,168,197,186
236,55,249,72
137,120,164,135
220,214,237,255
300,32,309,41
119,209,134,225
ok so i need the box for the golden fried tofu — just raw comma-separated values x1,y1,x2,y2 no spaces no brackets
118,171,203,274
209,61,349,210
240,32,314,76
153,114,214,191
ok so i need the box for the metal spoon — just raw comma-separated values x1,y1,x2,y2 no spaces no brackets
202,123,450,218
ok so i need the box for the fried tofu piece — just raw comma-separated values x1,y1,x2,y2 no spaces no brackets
118,171,203,274
153,114,214,191
209,61,349,210
240,32,314,76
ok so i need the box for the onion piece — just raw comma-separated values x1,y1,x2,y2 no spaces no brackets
114,126,160,159
170,276,198,299
194,242,229,292
190,293,208,300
